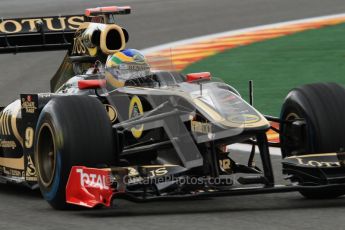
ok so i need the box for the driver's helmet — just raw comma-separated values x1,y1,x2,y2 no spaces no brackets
105,49,151,88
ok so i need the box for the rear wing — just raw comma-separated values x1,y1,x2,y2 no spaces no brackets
0,6,131,54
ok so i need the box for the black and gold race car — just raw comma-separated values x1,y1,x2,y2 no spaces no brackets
1,6,345,210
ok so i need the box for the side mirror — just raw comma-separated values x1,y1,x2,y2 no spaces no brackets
78,79,106,90
186,72,211,82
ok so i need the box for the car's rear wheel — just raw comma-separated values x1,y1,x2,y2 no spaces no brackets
34,96,116,209
280,83,345,199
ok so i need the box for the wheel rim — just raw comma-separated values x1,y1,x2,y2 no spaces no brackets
282,112,307,156
286,113,300,124
36,123,56,187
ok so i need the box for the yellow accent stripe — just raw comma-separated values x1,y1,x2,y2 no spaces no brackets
4,111,9,135
0,111,4,135
286,153,337,159
142,164,179,168
11,102,23,146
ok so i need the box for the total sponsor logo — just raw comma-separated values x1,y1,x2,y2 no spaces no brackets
76,168,110,190
66,166,114,208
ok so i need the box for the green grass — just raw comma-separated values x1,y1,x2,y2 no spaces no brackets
183,23,345,116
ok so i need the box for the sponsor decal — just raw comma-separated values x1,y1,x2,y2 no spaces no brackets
125,167,143,184
127,167,140,177
66,166,114,208
125,165,174,184
0,15,84,34
191,120,212,134
76,168,110,190
219,159,231,171
129,96,144,138
72,29,88,55
21,95,37,114
147,167,168,177
25,155,37,178
105,104,118,123
1,166,23,177
228,114,260,124
295,157,341,167
127,176,143,184
218,151,232,173
25,176,37,182
116,63,150,71
24,127,34,149
0,140,16,149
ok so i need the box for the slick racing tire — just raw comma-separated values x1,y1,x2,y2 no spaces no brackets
34,96,115,209
280,83,345,199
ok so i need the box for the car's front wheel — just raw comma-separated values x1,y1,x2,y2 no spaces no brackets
280,83,345,199
34,96,116,209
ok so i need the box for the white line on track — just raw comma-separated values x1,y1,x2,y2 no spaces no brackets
142,13,345,156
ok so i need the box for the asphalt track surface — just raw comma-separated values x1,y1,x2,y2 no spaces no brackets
1,0,345,229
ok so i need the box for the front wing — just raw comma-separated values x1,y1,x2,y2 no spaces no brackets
66,151,345,208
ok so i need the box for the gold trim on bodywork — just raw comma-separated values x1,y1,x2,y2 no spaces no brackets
129,96,144,138
10,100,23,146
0,156,24,170
141,164,179,168
100,23,126,54
0,110,10,135
117,86,270,130
243,114,270,129
193,98,224,123
105,104,118,123
0,100,23,146
193,98,269,129
74,22,126,56
286,153,337,159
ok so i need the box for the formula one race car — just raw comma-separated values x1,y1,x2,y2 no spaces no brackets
1,6,345,210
